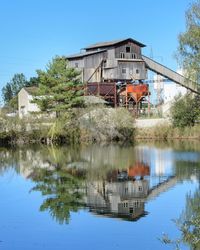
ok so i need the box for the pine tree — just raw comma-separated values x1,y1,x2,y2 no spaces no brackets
35,56,84,115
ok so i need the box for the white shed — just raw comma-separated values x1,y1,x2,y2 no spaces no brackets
18,87,40,118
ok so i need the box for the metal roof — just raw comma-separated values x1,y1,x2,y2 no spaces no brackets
83,38,146,50
66,49,107,59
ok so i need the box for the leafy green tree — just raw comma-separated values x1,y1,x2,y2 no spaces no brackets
35,56,84,114
2,83,13,104
171,94,200,127
1,73,38,110
171,1,200,128
2,73,27,109
10,73,27,96
176,0,200,83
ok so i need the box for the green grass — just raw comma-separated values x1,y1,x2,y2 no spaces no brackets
135,124,200,140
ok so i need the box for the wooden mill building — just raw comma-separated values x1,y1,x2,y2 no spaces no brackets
66,38,147,83
66,37,198,93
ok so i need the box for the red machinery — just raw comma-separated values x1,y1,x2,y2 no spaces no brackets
118,83,150,115
85,82,150,114
126,84,149,103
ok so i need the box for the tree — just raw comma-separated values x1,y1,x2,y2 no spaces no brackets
26,76,39,87
1,73,39,110
171,1,200,127
176,0,200,83
1,73,27,109
2,82,13,104
171,94,200,127
35,56,84,114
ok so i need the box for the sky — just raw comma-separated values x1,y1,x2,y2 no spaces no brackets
0,0,193,97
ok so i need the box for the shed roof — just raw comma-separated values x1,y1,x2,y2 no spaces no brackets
66,49,106,60
24,86,38,95
83,95,108,105
83,38,146,50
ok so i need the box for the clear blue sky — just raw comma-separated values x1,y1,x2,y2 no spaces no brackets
0,0,192,93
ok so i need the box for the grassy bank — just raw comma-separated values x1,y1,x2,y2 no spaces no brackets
135,124,200,140
0,107,135,145
2,109,200,145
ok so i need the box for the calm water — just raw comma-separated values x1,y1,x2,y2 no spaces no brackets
1,141,200,250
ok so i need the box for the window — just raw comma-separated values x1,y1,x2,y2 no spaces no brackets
136,69,139,74
75,63,79,68
131,53,136,59
126,46,131,53
134,201,139,208
129,208,133,213
138,186,143,191
122,68,126,74
120,52,125,58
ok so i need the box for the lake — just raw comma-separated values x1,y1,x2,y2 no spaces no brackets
0,141,200,250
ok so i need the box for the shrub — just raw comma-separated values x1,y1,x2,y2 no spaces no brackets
171,94,200,128
79,107,135,142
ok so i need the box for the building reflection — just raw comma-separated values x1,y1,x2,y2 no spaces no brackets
86,178,149,221
15,147,179,222
85,163,177,221
1,145,184,223
1,144,200,225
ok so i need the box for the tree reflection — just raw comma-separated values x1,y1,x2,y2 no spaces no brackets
174,161,200,248
31,167,86,224
161,167,200,250
178,189,200,249
2,143,200,230
0,147,19,174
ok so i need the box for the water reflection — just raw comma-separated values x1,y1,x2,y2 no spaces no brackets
85,163,150,221
31,167,86,224
178,188,200,249
0,143,200,225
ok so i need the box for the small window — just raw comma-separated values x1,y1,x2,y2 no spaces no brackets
120,52,125,58
138,186,143,191
122,68,126,74
136,69,139,74
126,46,131,53
131,53,136,59
75,63,79,68
134,201,139,208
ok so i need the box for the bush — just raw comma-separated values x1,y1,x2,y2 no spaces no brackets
171,94,200,128
79,107,135,142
